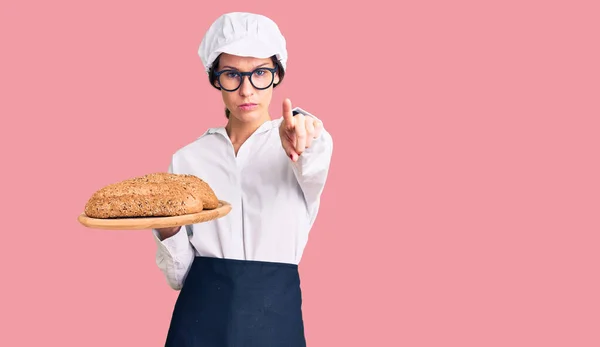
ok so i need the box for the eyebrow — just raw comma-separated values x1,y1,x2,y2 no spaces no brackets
221,63,271,71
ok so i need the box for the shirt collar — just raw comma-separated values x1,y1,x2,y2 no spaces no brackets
206,119,277,137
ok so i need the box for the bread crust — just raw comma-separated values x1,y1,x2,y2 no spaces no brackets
84,173,219,219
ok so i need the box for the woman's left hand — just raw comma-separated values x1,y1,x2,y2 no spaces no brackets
280,98,323,162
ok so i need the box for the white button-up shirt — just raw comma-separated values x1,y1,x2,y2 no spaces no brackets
152,108,333,290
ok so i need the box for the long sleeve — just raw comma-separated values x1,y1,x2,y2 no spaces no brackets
153,225,195,290
289,108,334,225
152,158,196,290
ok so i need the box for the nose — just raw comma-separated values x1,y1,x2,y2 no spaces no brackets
238,75,254,97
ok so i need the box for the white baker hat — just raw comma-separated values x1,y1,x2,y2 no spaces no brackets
198,12,288,74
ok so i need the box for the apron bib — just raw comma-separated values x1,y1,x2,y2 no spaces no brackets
164,256,307,346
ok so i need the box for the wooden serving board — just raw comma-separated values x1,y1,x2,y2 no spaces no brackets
78,200,232,230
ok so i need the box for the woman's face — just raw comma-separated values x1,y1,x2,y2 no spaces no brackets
214,53,280,123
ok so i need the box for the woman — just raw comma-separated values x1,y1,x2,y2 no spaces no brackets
152,12,333,346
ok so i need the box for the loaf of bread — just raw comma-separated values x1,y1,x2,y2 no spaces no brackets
84,172,220,219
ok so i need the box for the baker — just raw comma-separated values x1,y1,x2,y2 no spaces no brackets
152,12,333,346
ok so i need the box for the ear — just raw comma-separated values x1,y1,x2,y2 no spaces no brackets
213,78,221,89
274,71,280,85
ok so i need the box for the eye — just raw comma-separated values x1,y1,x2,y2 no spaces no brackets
254,69,266,76
225,71,239,78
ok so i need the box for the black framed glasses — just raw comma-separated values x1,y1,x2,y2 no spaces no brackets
214,67,278,92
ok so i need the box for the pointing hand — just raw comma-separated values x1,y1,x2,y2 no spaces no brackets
279,98,323,162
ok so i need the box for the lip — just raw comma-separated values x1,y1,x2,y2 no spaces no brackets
239,103,258,110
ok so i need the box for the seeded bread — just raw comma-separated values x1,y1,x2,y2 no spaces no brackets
84,172,219,219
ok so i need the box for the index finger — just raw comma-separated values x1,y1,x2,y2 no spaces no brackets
282,98,294,129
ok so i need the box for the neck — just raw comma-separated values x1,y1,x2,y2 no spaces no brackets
225,112,271,146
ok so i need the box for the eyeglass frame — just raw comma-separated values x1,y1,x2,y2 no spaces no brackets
213,66,279,92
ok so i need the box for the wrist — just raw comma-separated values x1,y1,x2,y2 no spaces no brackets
156,226,181,240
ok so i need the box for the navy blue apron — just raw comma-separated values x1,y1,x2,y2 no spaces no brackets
164,256,307,346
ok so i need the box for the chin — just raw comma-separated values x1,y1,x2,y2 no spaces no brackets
232,108,263,123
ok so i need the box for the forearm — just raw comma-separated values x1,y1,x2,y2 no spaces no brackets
153,225,195,290
290,122,333,222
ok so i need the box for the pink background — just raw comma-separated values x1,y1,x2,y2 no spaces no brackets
2,0,599,346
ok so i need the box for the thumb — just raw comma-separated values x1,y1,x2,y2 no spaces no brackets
281,133,299,162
